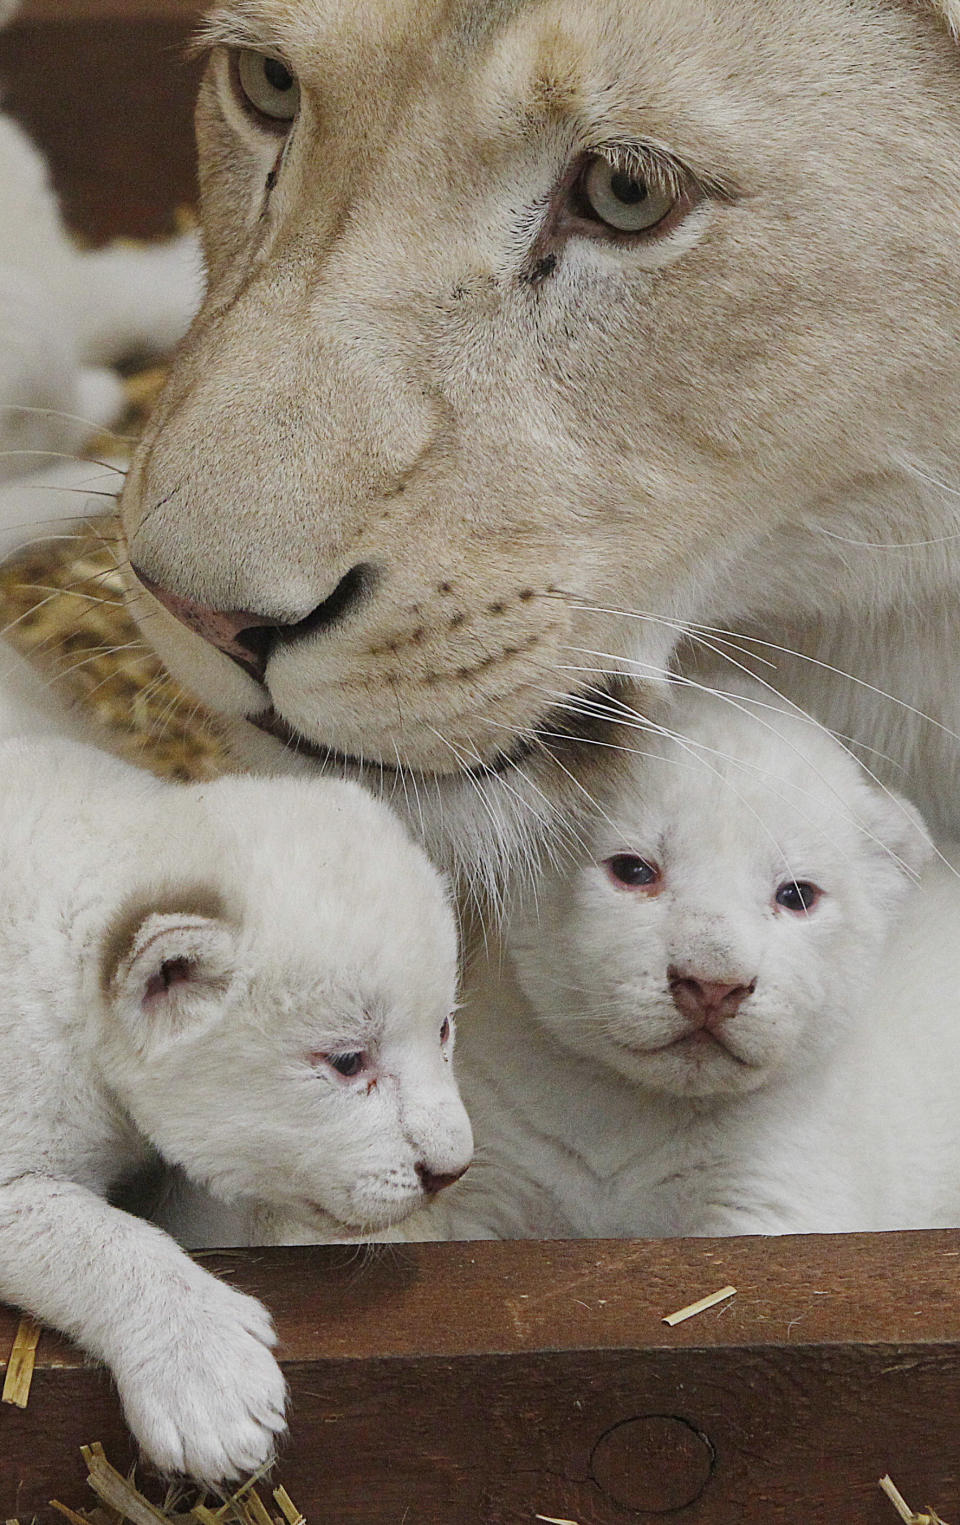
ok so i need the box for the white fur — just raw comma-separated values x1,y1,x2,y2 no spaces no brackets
0,29,203,479
366,680,960,1243
0,672,471,1478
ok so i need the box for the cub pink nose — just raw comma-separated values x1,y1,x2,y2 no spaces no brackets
416,1163,469,1197
668,968,757,1028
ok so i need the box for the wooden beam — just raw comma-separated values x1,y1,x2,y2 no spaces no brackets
1,1232,959,1523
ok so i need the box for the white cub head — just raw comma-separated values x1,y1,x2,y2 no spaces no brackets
509,681,932,1099
98,777,473,1234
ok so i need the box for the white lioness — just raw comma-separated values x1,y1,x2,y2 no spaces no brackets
116,0,960,876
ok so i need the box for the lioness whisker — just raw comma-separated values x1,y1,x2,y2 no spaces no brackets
17,583,124,609
0,509,119,533
424,724,515,921
555,660,904,771
531,733,627,865
479,741,587,893
51,641,149,685
561,667,925,883
560,595,960,756
459,738,550,913
0,449,126,476
406,746,429,846
480,733,594,874
392,740,422,843
539,680,858,884
555,643,931,878
16,484,122,503
0,403,137,444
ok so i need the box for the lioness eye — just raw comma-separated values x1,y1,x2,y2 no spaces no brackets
235,51,300,125
605,854,661,891
775,881,822,914
440,1017,451,1045
577,155,679,235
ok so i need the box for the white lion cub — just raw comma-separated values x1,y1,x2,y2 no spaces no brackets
0,687,471,1480
413,678,952,1242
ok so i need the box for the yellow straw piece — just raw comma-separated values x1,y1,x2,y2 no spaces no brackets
663,1286,737,1327
2,1317,42,1408
81,1444,170,1525
879,1477,951,1525
271,1489,304,1525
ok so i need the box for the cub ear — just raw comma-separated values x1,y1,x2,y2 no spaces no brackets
859,788,934,883
104,908,237,1046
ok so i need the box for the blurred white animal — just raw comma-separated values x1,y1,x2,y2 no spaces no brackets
0,0,202,476
384,679,958,1242
0,661,471,1480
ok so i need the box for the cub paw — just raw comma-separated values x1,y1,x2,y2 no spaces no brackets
114,1275,288,1485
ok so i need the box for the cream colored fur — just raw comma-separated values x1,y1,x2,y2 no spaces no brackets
108,0,960,884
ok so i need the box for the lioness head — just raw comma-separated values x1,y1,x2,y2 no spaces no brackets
122,0,960,879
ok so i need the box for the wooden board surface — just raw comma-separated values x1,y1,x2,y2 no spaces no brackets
2,1232,959,1523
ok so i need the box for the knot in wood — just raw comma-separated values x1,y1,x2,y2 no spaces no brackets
589,1415,716,1514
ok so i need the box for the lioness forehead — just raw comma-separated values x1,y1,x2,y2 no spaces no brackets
198,0,935,167
201,0,527,51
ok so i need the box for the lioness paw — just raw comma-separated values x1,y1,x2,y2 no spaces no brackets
115,1277,287,1484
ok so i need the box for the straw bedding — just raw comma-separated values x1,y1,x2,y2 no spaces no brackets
0,377,226,779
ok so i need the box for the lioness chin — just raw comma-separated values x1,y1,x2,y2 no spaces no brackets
122,0,960,885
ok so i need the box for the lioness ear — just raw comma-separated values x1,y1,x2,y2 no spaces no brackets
106,911,237,1046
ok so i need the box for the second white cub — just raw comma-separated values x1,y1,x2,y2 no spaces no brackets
398,678,946,1241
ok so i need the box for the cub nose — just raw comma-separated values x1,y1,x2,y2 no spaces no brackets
132,564,373,684
416,1162,469,1197
668,968,757,1028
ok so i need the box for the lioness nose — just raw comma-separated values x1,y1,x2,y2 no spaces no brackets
416,1162,469,1197
132,564,372,684
668,969,757,1027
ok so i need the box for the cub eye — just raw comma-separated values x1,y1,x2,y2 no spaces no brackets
575,154,684,236
326,1051,368,1079
604,854,661,891
440,1017,451,1045
775,881,822,915
234,50,300,125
